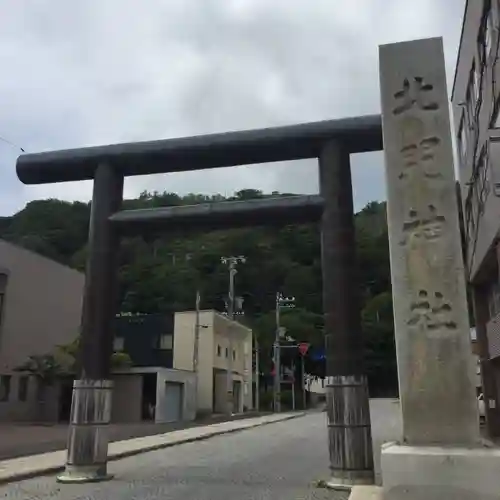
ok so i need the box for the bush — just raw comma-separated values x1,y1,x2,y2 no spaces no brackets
259,390,274,410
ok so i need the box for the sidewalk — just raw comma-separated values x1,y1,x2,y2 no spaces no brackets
0,411,304,485
0,411,268,461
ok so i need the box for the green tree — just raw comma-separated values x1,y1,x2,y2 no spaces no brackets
15,337,132,420
362,292,398,396
4,190,397,393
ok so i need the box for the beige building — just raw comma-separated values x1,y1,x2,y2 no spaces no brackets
0,240,253,423
0,239,85,421
173,310,253,415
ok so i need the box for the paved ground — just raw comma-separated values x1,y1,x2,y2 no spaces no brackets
0,400,402,500
0,412,267,460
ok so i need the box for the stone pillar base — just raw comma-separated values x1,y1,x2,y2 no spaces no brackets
56,465,113,484
57,379,113,484
381,442,500,499
349,485,383,499
326,470,375,491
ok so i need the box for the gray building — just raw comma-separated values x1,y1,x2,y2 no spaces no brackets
0,239,253,423
452,0,500,422
0,239,85,421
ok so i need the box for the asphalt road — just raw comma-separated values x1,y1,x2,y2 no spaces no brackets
0,401,401,500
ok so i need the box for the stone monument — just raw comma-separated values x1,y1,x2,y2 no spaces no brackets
379,36,500,500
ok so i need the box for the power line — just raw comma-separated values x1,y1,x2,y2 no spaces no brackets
0,135,25,152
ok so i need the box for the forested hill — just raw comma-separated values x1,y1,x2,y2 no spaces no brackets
0,189,396,388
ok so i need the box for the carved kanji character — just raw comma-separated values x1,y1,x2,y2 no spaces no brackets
407,289,457,332
401,204,446,245
398,116,442,181
392,77,439,116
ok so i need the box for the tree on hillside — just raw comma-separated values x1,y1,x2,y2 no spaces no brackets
362,292,398,396
3,190,397,393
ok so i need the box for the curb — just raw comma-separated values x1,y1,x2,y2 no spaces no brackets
0,412,305,485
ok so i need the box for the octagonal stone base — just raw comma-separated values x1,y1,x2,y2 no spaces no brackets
381,442,500,500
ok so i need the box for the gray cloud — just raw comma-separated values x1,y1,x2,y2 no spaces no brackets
0,0,465,214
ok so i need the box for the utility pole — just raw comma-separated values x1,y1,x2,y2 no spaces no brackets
273,292,295,412
301,355,306,409
274,293,281,413
193,290,201,407
221,255,246,416
254,336,260,411
297,342,309,410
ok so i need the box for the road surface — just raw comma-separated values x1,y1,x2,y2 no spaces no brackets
0,401,401,500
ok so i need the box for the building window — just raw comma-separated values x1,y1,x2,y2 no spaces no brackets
18,376,29,402
466,86,475,127
494,101,500,128
159,334,173,350
479,5,495,65
217,344,221,356
484,159,491,199
0,375,11,402
113,337,124,351
492,104,500,128
0,273,8,329
225,347,229,358
485,8,494,57
458,116,468,161
472,181,480,220
472,61,480,104
465,197,475,237
489,281,500,319
232,350,236,361
489,137,500,195
478,147,491,206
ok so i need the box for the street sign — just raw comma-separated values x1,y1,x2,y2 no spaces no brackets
298,342,310,356
311,348,325,361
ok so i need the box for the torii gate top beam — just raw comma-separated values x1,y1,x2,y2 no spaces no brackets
16,114,382,185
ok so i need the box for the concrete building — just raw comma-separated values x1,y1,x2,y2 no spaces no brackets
0,239,85,421
452,0,500,424
172,310,253,415
94,310,253,423
109,313,196,424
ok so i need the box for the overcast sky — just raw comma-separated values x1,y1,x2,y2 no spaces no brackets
0,0,465,215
